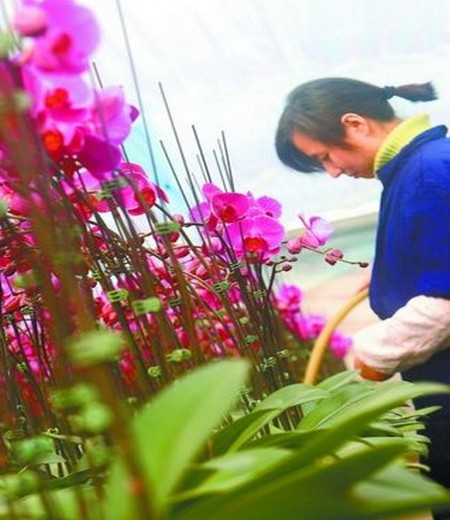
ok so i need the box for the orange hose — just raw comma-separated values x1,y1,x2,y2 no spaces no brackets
303,288,369,385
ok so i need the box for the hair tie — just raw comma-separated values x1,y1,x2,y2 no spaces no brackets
382,86,396,100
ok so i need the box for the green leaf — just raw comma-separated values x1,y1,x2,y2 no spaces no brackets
289,381,450,469
298,383,376,429
316,369,360,391
212,409,280,455
354,464,450,517
299,380,450,431
212,384,327,454
105,359,249,517
253,384,328,411
174,448,290,500
173,441,442,520
243,429,320,451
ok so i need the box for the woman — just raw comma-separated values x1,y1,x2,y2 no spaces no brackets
276,78,450,519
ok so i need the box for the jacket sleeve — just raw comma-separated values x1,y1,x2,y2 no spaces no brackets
352,295,450,374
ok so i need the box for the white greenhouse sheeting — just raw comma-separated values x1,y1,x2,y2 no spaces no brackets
3,0,450,229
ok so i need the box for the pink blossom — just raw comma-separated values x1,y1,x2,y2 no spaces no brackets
21,0,100,74
273,284,304,313
76,135,123,177
202,183,222,201
295,213,333,249
21,71,136,178
286,237,303,255
91,86,137,146
93,162,168,215
13,6,49,37
190,201,210,222
303,313,326,339
329,331,352,359
210,192,250,223
246,193,282,219
226,215,285,259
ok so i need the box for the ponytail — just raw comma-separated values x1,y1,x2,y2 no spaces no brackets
382,82,437,102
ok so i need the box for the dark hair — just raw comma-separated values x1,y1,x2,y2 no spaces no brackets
275,78,437,172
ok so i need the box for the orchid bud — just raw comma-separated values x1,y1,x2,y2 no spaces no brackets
325,248,344,265
286,238,302,254
13,7,49,37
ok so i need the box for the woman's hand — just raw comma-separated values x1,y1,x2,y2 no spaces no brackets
354,357,393,381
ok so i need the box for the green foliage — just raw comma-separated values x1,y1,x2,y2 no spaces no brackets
2,365,450,520
104,359,251,518
109,366,450,520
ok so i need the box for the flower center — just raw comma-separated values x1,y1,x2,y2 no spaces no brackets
244,236,267,252
51,33,72,56
219,205,237,222
42,129,63,152
45,88,69,109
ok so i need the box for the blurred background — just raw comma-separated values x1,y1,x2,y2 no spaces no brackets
80,0,450,226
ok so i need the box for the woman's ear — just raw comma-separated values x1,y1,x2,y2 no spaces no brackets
340,113,370,137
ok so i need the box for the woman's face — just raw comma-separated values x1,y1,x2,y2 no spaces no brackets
291,130,378,179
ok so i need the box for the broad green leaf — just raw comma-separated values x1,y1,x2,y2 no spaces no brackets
174,447,290,500
354,464,450,517
212,409,280,455
243,429,320,450
253,384,328,411
173,441,436,520
299,380,450,431
212,384,327,454
300,371,367,416
298,383,377,429
105,359,249,517
212,380,450,495
288,381,450,470
316,369,361,391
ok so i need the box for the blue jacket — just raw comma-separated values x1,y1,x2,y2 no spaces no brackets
371,125,450,391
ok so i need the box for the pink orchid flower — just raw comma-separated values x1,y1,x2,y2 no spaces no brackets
210,192,250,223
329,331,352,359
200,183,250,223
273,284,304,313
287,213,333,253
20,0,100,74
246,193,282,219
103,162,168,215
91,86,138,146
13,5,49,37
226,215,285,259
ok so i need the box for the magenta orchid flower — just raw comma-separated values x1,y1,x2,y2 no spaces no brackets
106,162,168,215
273,284,304,313
299,213,333,247
329,331,352,359
199,183,250,223
201,183,222,201
189,201,215,227
227,215,285,259
246,193,282,219
210,192,250,223
19,0,100,73
13,6,49,37
91,86,138,146
287,213,333,254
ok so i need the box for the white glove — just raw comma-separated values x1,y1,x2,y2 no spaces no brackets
353,295,450,374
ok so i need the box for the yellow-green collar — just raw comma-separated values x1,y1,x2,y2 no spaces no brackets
373,114,431,172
